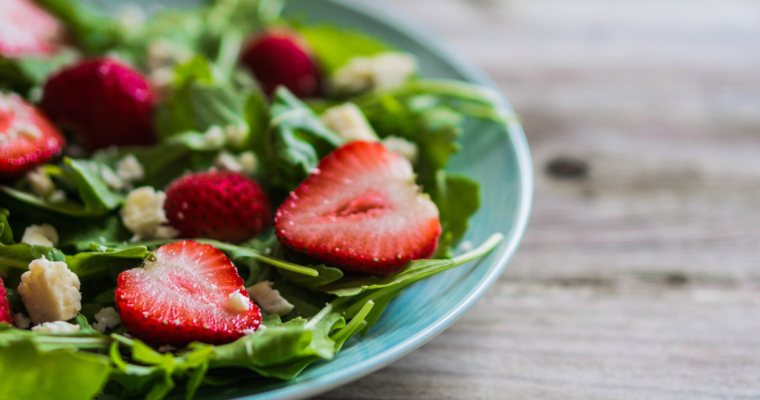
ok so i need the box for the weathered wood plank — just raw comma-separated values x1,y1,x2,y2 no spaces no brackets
315,0,760,398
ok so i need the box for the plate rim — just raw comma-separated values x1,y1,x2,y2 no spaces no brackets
233,0,534,398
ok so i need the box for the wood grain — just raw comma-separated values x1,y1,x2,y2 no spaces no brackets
316,0,760,398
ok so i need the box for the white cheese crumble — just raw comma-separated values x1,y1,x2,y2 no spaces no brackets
92,307,122,333
26,167,54,197
100,165,125,191
47,190,66,204
228,291,251,313
224,125,248,148
381,136,418,163
32,321,80,333
13,313,31,329
18,257,81,325
121,187,169,238
214,151,258,176
21,224,59,248
331,52,417,94
157,344,177,353
246,281,294,316
116,154,144,182
320,103,379,142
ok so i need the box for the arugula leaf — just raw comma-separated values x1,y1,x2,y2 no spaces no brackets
277,263,343,289
0,241,66,288
266,87,344,189
429,172,481,258
298,25,393,75
0,339,111,400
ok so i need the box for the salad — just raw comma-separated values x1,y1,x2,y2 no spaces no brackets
0,0,513,399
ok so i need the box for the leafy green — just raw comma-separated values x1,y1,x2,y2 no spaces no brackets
65,245,148,280
0,209,13,245
34,0,122,53
430,172,481,258
299,25,394,74
278,263,343,288
0,236,66,288
0,50,79,96
0,339,111,400
266,87,345,189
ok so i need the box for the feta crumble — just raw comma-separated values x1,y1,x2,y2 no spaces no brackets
26,167,54,197
331,52,417,94
92,307,122,333
320,103,379,142
21,224,59,248
18,257,82,325
121,187,169,238
13,313,31,329
214,151,258,176
100,165,125,191
228,291,251,313
246,281,294,316
381,136,418,163
157,344,177,353
32,321,80,333
116,154,144,182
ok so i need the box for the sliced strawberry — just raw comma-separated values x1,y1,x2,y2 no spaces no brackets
0,276,14,325
240,28,321,98
0,0,63,57
0,92,66,177
275,141,441,275
165,171,272,243
116,240,261,347
40,58,158,151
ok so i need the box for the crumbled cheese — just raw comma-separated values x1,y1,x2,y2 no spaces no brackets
157,344,177,353
320,103,379,142
331,52,417,94
121,187,168,236
100,165,125,191
204,126,226,148
47,190,66,204
116,154,144,182
214,151,258,176
21,224,59,247
32,321,80,333
146,39,193,72
18,257,82,325
381,136,418,163
152,225,180,240
224,125,248,148
13,313,31,329
228,291,251,313
26,167,54,197
92,307,122,333
237,152,258,176
117,4,146,33
246,281,294,316
14,123,43,140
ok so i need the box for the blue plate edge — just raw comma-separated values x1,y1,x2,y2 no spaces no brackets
237,0,534,398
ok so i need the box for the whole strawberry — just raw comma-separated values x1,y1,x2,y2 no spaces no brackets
0,92,66,177
240,28,321,98
275,141,441,275
165,171,272,243
116,240,261,346
40,58,158,151
0,276,14,325
0,0,63,57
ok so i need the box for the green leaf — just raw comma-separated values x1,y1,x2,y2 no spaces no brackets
430,172,481,258
299,25,393,74
0,242,66,288
267,87,345,189
34,0,122,53
278,263,343,289
0,50,79,96
0,340,111,400
0,209,14,245
65,246,148,280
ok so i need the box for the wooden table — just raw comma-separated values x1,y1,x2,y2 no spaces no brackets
316,0,760,398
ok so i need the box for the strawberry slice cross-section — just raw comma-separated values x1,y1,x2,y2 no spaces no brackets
275,141,441,275
116,240,261,347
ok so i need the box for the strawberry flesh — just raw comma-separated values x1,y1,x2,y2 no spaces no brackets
165,171,272,243
0,92,66,177
0,0,63,57
240,29,321,98
275,141,441,275
40,58,158,151
0,277,14,326
116,240,261,347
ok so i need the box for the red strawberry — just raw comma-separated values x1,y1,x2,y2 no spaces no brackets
275,141,441,275
240,29,321,98
116,240,261,347
0,0,63,57
165,171,272,243
0,277,14,325
0,92,66,177
40,58,158,151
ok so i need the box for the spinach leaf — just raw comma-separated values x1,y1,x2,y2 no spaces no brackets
267,87,344,189
429,172,481,258
298,25,393,75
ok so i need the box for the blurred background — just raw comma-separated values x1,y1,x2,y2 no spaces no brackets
317,0,760,399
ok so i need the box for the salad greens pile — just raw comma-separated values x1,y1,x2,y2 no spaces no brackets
0,0,515,399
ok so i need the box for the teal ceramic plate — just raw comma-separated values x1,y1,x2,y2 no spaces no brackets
122,0,531,398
